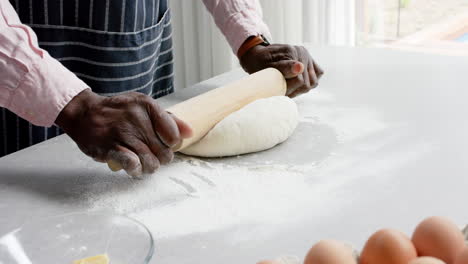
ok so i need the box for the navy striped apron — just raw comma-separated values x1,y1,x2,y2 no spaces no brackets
1,0,174,157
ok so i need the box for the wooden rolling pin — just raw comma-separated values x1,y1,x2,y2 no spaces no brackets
107,68,286,172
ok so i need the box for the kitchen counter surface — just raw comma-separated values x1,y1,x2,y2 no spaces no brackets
1,45,468,263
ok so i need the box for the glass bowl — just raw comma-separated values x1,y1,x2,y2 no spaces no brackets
0,212,154,264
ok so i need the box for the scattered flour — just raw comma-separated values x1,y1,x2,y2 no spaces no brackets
79,90,434,241
85,155,325,239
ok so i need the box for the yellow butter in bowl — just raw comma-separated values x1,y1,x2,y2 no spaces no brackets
73,254,110,264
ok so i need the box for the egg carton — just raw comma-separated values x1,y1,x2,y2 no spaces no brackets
274,226,468,264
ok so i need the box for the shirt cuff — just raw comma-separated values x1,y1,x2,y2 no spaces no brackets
7,52,89,127
224,8,272,55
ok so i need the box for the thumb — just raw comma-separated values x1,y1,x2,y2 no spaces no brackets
272,60,304,79
171,114,193,139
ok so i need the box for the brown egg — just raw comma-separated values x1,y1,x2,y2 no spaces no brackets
304,239,357,264
360,229,417,264
409,257,446,264
454,247,468,264
412,216,465,264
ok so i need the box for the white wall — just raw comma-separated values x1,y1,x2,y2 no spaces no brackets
170,0,356,89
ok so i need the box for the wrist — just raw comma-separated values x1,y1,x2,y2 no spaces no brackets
237,35,270,60
239,44,268,74
55,89,100,131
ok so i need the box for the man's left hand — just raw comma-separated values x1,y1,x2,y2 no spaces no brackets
239,44,324,98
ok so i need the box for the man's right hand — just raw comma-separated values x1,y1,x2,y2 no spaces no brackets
55,89,192,178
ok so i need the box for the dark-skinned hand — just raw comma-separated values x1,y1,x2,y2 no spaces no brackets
239,44,324,97
55,89,192,178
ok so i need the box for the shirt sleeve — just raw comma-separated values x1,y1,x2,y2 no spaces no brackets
0,0,89,127
202,0,272,55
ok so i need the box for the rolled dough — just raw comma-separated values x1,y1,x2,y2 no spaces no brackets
180,96,299,157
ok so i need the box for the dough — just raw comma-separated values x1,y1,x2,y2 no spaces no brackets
180,96,299,157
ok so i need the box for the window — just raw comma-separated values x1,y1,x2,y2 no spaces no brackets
356,0,468,55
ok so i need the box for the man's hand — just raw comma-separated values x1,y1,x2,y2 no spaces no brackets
55,89,192,178
239,44,324,97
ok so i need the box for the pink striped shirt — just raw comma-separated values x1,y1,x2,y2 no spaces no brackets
0,0,271,127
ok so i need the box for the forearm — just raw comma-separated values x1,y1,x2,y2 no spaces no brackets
0,0,89,127
201,0,272,54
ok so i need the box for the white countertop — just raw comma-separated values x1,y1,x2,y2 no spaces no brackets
1,45,468,264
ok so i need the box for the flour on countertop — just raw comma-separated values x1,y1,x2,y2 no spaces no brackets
80,90,434,240
85,155,324,239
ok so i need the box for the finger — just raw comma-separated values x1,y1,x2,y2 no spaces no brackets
107,159,123,172
289,76,310,98
169,113,193,139
146,134,174,165
123,138,161,175
290,62,312,97
286,74,304,96
290,85,310,98
313,60,324,78
308,60,319,89
147,101,181,148
107,146,142,178
135,106,175,165
289,88,306,98
78,144,106,162
302,59,311,88
270,60,304,79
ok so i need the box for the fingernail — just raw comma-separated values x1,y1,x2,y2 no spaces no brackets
128,164,143,179
294,63,304,74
